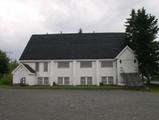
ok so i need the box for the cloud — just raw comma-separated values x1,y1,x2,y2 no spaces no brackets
0,0,159,59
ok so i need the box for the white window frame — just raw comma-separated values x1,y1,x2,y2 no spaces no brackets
80,61,92,68
101,76,107,84
80,76,93,85
80,77,86,85
87,77,93,85
35,62,39,72
101,61,113,68
44,62,48,72
57,77,63,85
64,77,70,85
57,61,70,68
38,77,49,85
57,77,70,85
38,77,43,85
101,76,114,85
44,77,49,85
108,76,114,84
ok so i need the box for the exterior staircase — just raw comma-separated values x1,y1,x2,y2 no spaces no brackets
121,73,144,87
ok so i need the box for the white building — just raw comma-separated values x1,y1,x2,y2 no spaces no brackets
12,32,143,86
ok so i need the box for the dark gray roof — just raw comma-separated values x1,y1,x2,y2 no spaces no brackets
20,32,125,60
23,64,36,73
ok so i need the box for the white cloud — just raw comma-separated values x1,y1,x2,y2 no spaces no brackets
0,0,159,59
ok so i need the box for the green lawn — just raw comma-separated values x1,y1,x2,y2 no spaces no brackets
0,84,159,92
0,85,123,90
149,84,159,92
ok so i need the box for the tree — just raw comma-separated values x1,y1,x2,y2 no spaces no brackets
0,50,9,78
125,7,159,86
9,60,18,73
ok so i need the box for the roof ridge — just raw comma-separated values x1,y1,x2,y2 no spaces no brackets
32,32,125,36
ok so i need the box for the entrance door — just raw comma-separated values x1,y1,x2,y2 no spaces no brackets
20,77,26,85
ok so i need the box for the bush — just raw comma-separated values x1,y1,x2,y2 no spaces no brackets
20,82,27,86
99,82,104,86
0,74,12,85
53,82,57,86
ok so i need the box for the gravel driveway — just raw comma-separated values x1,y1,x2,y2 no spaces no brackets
0,89,159,120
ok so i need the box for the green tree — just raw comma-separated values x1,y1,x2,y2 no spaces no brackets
0,50,9,78
9,60,18,72
125,8,159,86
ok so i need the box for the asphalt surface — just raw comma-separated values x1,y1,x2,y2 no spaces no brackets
0,89,159,120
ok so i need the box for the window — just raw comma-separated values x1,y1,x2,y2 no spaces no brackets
80,77,86,85
57,77,70,85
44,77,49,85
44,62,48,72
101,61,113,68
57,61,69,68
64,77,70,85
80,76,93,85
38,77,43,85
101,76,114,85
35,62,39,72
87,77,92,85
80,61,92,68
119,60,122,64
37,77,49,85
108,76,114,84
101,76,107,84
57,77,63,85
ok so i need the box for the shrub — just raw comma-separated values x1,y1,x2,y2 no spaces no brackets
0,74,12,85
20,82,27,86
53,82,57,86
99,82,104,86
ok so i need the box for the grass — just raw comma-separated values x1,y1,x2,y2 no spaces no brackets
0,84,159,92
149,84,159,92
0,84,124,90
0,74,12,85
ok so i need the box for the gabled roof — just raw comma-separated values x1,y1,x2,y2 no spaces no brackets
115,46,134,59
23,64,36,73
19,32,126,60
12,63,36,75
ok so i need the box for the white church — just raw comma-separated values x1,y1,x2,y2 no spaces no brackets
12,32,143,87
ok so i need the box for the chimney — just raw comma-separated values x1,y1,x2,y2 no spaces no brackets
78,28,82,34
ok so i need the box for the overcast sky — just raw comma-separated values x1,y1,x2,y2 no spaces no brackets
0,0,159,60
